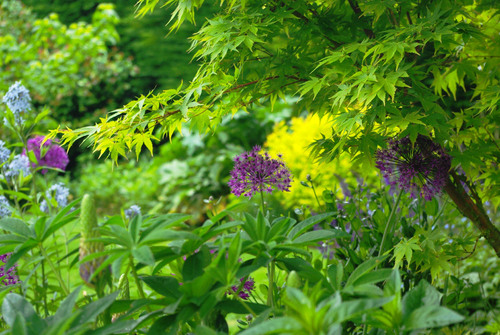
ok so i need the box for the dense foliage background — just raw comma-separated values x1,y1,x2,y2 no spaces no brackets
0,0,499,334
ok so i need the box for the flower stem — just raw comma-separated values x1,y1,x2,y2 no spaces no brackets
267,259,275,308
260,190,266,215
39,244,69,296
129,256,148,301
378,190,403,259
310,181,324,212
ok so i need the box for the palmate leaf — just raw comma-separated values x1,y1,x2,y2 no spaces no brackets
392,237,422,269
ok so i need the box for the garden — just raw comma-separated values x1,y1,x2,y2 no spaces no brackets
0,0,499,334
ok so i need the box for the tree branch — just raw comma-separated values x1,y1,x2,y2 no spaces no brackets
444,170,500,257
347,0,375,38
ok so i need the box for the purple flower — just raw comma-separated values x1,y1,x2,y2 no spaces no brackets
23,136,69,174
231,277,254,300
0,253,19,286
228,146,292,198
375,135,451,201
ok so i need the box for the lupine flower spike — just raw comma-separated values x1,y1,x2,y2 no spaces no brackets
228,145,292,198
375,135,451,201
231,277,255,300
79,193,106,288
0,253,19,286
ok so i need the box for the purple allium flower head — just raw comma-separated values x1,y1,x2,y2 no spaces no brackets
125,205,141,220
0,140,10,165
0,253,19,286
23,136,69,174
228,146,292,198
4,154,30,179
2,81,31,125
0,195,12,218
375,135,451,201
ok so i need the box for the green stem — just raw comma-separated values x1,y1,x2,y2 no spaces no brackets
310,182,324,212
267,259,275,308
39,244,69,296
260,190,266,215
129,256,148,301
378,190,403,258
39,249,48,317
237,296,257,317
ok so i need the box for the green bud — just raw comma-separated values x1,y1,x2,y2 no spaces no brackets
286,270,302,288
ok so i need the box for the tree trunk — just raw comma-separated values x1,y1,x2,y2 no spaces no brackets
443,171,500,258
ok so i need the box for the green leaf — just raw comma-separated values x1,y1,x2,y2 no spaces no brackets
12,313,28,335
404,306,464,330
132,245,155,266
327,263,343,291
53,287,82,323
1,294,46,332
287,212,335,239
333,297,394,323
278,258,323,283
239,316,302,335
71,291,119,327
291,230,350,245
141,276,182,299
351,269,393,287
344,255,388,288
0,218,33,238
182,250,207,282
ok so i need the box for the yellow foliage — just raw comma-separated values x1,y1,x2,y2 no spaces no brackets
265,114,375,210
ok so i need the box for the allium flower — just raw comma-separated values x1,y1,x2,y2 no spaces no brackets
4,154,30,179
125,205,141,219
23,136,69,174
0,195,12,218
40,183,70,213
375,135,451,201
2,81,31,125
228,146,292,198
0,253,19,286
0,141,10,165
231,277,254,300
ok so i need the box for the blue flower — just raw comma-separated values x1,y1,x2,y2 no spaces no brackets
2,81,31,125
0,141,10,165
0,196,12,218
4,155,30,179
40,183,70,213
125,205,141,219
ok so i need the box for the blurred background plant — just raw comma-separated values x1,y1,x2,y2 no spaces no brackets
0,0,137,126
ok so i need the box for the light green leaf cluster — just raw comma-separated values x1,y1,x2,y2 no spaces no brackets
59,0,500,203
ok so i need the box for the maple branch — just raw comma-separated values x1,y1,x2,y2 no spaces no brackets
444,170,500,257
347,0,375,38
